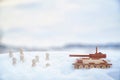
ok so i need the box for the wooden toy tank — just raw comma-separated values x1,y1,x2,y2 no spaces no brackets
69,47,112,69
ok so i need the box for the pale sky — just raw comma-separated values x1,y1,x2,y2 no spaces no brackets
0,0,120,47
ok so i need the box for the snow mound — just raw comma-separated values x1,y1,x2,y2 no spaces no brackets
0,50,120,80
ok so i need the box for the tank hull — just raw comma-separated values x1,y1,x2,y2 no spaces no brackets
73,63,112,69
72,59,112,69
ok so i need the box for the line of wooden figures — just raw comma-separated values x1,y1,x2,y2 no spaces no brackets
9,49,50,67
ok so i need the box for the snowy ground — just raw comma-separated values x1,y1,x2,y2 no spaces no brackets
0,49,120,80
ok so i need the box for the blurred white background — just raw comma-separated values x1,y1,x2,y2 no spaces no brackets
0,0,120,47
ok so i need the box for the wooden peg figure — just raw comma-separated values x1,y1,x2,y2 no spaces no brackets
46,53,49,61
46,63,50,67
19,48,24,62
20,54,24,62
20,48,24,55
9,50,13,58
12,57,17,65
35,55,39,62
32,59,36,67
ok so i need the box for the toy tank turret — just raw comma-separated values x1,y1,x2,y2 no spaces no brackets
69,47,112,69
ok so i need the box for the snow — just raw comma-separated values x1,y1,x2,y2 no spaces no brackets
0,49,120,80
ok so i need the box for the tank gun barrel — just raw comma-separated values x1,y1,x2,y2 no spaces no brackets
69,54,89,57
69,53,106,59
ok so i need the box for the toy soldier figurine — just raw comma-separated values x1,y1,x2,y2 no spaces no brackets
9,50,13,58
45,63,50,67
46,53,49,61
35,55,39,62
45,53,50,67
20,48,24,55
19,48,24,62
32,59,36,67
20,54,24,62
12,57,17,65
